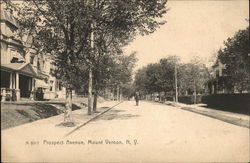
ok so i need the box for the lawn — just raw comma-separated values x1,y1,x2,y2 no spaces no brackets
1,96,107,130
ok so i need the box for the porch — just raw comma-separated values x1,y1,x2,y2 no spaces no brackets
1,63,37,102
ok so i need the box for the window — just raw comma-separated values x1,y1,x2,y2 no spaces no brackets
58,81,63,91
30,56,34,64
222,69,227,76
50,81,53,91
50,68,53,75
37,60,41,70
43,61,45,70
216,70,220,78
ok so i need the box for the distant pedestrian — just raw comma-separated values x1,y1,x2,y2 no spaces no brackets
135,92,140,106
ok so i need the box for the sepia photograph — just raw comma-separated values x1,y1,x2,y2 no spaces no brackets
1,0,249,162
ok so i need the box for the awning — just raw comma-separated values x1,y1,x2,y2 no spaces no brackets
35,79,50,88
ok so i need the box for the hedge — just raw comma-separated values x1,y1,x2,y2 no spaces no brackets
178,95,202,104
201,93,250,115
164,95,202,104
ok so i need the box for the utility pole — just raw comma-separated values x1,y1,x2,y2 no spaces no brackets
175,64,178,103
120,88,122,101
112,87,115,101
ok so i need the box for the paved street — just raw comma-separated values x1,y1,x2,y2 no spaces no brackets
2,101,249,162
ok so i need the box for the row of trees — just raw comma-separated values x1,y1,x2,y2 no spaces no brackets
134,56,210,101
134,24,249,101
3,0,168,122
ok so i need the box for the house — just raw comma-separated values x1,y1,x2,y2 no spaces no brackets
0,8,66,101
206,59,228,94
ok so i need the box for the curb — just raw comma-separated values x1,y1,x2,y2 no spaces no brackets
163,101,249,129
64,101,123,137
178,106,249,129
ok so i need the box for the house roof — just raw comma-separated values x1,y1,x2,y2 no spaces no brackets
1,63,24,70
1,63,40,79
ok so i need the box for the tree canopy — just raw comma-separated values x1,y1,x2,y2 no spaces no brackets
134,56,178,95
134,55,210,97
217,26,249,92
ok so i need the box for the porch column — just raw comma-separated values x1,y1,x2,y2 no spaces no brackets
12,73,15,88
15,72,20,101
16,73,19,89
30,78,35,100
28,78,31,91
9,73,13,89
32,78,35,91
53,80,56,91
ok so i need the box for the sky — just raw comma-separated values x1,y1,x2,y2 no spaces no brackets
124,0,249,70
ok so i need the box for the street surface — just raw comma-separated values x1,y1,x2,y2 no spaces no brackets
2,101,249,162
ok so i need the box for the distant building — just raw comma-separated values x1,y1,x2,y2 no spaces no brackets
0,8,65,101
206,59,229,94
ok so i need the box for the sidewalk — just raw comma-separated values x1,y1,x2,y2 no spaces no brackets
165,101,249,129
2,101,121,139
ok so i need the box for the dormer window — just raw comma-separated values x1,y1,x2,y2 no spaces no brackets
10,57,25,63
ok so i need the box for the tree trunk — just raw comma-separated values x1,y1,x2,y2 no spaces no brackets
194,80,197,104
175,64,178,103
117,85,119,101
112,87,115,101
93,92,98,112
88,68,92,115
65,87,73,122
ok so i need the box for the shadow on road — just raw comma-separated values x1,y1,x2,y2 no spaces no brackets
93,109,140,121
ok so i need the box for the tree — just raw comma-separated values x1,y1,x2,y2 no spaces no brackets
218,26,250,92
158,56,180,94
134,67,148,93
144,63,162,94
122,82,135,99
178,57,210,103
107,53,137,101
87,0,168,111
134,56,179,96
